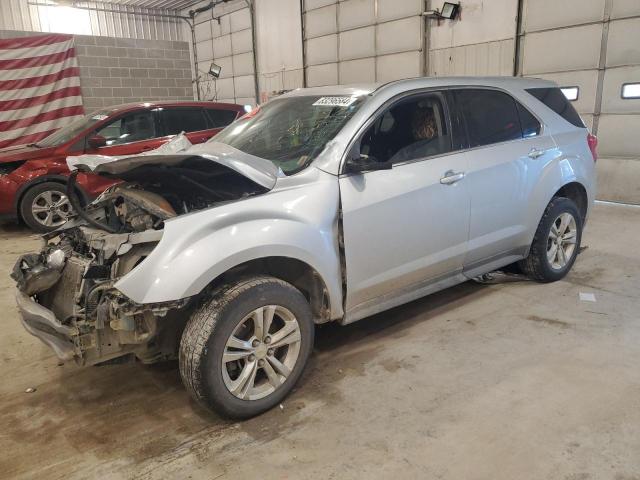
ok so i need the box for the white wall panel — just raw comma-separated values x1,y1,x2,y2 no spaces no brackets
306,62,338,86
597,158,640,203
215,56,234,78
532,70,599,114
338,26,375,60
196,40,214,63
215,77,235,99
233,51,255,76
231,29,253,55
229,8,251,32
234,75,255,98
306,34,338,65
195,20,212,41
522,24,602,74
597,115,640,157
376,17,421,56
606,18,640,67
429,39,514,76
306,0,336,10
305,4,337,38
601,66,640,114
339,57,376,84
376,51,421,83
523,0,605,32
378,0,422,22
429,0,516,50
338,0,375,31
213,34,232,58
611,0,640,19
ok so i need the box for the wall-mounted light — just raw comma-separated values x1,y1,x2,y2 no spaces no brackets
621,83,640,99
561,86,579,101
423,2,460,20
208,62,222,78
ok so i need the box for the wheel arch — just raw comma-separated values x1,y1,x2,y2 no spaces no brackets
552,181,588,223
204,256,333,324
14,174,88,221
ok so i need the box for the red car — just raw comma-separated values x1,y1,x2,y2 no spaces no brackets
0,101,244,232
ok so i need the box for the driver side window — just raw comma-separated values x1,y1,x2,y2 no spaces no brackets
360,94,452,164
94,110,156,146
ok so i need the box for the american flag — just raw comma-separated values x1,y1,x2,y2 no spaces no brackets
0,33,84,150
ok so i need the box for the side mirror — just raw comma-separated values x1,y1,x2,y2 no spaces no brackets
344,154,393,174
88,134,107,149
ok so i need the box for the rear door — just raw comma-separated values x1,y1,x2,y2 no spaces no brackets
158,107,213,144
87,109,164,156
451,88,557,275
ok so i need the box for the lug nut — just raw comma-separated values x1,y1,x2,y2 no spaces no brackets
248,354,255,362
267,349,274,356
258,359,265,367
264,336,271,344
252,339,260,347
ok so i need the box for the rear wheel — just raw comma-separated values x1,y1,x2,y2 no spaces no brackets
19,182,73,232
179,276,314,419
519,197,582,282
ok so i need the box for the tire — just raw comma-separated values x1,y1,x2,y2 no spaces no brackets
518,197,582,282
179,276,314,419
19,182,73,233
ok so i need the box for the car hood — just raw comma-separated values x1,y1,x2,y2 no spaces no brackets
0,144,57,163
85,141,283,190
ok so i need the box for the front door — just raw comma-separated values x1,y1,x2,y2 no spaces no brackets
87,109,165,156
339,92,470,322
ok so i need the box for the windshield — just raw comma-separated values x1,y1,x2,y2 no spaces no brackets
213,94,367,174
36,109,113,147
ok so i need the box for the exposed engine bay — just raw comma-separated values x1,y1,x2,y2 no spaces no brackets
12,154,271,365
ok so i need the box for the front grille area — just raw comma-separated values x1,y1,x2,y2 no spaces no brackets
38,255,90,321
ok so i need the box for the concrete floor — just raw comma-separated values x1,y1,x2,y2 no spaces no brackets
1,202,639,480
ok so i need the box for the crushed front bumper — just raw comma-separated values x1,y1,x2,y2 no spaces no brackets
15,289,78,362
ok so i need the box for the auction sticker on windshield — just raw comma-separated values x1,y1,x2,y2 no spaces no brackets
312,96,358,107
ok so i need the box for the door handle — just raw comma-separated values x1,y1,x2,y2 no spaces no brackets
440,170,465,185
528,147,546,159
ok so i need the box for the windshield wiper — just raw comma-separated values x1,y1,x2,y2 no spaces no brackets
26,143,41,148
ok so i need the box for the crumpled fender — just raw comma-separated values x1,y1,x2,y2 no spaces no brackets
114,168,344,318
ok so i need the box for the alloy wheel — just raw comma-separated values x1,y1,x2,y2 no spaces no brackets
222,305,302,401
31,190,71,228
546,212,577,270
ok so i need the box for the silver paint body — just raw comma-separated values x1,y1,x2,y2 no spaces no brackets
116,77,596,324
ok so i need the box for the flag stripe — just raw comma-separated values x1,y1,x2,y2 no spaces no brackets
0,34,72,50
1,76,81,101
0,106,85,133
0,129,59,150
0,86,82,112
0,47,76,71
0,66,79,91
0,34,83,149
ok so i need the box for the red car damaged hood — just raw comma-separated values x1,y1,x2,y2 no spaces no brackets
0,144,57,163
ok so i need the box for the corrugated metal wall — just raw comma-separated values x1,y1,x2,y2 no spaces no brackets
188,0,257,106
0,0,184,40
302,0,425,86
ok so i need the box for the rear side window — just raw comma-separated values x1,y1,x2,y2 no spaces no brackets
454,89,522,147
161,108,209,135
205,108,239,128
516,103,541,137
526,87,585,128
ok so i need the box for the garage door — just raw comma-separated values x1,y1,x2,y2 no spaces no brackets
302,0,425,86
521,0,640,204
193,4,257,106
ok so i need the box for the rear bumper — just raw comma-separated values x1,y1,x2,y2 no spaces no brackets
15,289,78,361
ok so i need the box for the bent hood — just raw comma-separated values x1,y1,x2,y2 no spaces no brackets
83,141,283,190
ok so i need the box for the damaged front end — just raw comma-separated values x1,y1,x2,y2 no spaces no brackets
12,147,278,365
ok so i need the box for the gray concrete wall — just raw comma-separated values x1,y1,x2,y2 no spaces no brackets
0,30,194,113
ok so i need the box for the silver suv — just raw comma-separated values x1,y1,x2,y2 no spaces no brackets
13,77,597,418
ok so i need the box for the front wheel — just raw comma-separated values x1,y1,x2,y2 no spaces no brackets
519,197,582,282
179,276,314,419
19,182,73,232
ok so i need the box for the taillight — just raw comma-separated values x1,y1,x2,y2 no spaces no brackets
587,133,598,162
